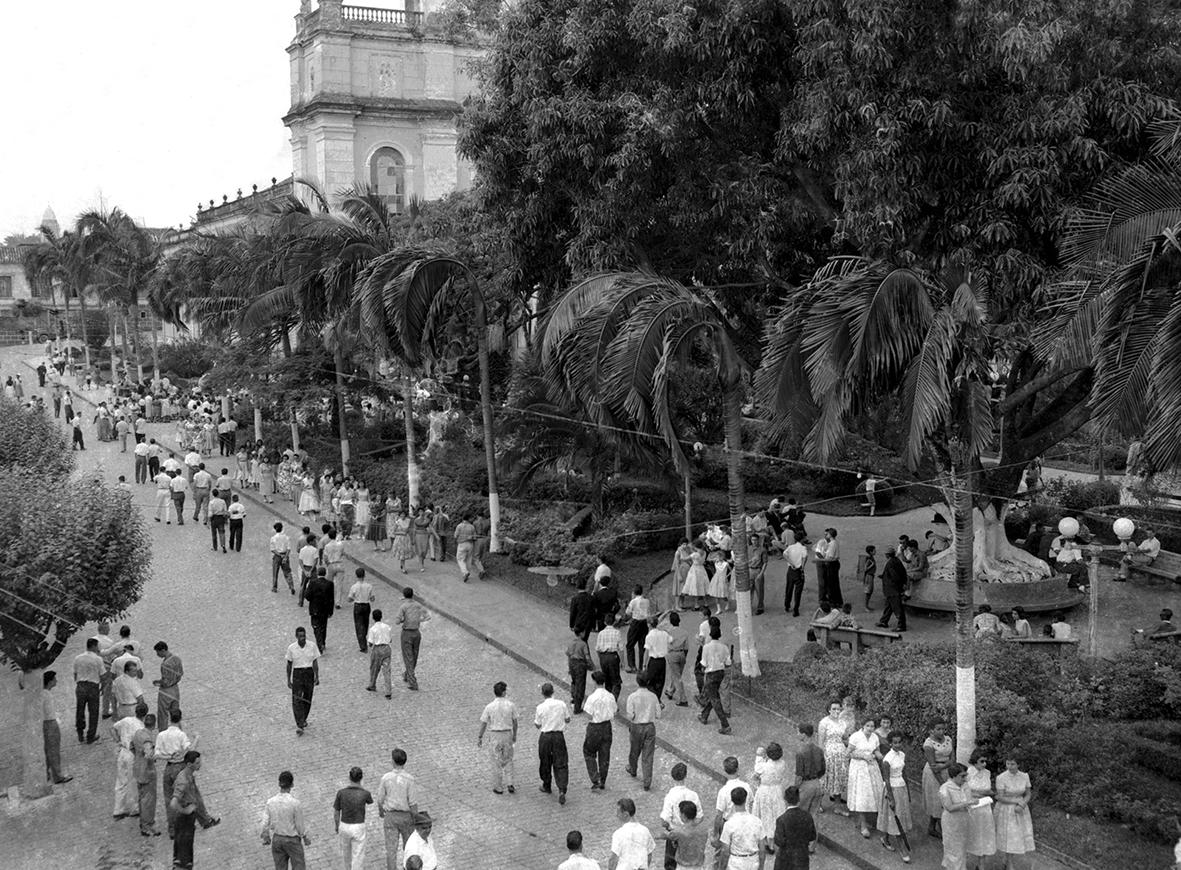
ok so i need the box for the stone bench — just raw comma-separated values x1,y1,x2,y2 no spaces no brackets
1006,636,1080,657
810,622,902,656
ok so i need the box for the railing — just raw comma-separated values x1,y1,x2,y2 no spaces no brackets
341,5,422,26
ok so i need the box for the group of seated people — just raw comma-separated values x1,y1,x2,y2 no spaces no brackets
972,605,1074,641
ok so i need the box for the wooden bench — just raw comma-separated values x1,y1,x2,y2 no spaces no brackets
1132,629,1181,647
1007,637,1080,657
1125,549,1181,585
810,622,903,656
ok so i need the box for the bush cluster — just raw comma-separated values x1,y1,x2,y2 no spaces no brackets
794,641,1181,842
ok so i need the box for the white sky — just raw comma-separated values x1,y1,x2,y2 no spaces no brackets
0,1,335,238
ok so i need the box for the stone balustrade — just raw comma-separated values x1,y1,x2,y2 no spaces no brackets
341,5,423,26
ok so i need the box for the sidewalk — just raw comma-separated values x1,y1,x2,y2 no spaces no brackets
20,347,1080,870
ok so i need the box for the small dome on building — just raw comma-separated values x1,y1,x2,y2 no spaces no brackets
40,206,60,236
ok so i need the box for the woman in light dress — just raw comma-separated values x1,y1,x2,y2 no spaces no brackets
877,730,913,862
412,507,432,571
708,557,731,614
681,543,709,604
367,492,388,551
338,480,356,539
298,471,320,520
922,721,955,838
751,743,789,853
965,750,996,868
993,757,1034,868
354,483,371,540
672,540,694,608
235,449,250,488
817,700,853,815
319,472,335,524
258,458,275,503
390,509,413,572
426,503,442,559
846,718,885,838
939,764,974,870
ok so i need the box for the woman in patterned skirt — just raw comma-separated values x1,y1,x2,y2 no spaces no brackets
877,731,913,862
817,700,852,815
922,721,954,838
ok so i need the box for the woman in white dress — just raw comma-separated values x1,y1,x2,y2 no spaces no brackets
708,558,731,614
846,718,885,838
354,483,371,540
750,742,789,852
298,472,320,519
672,540,694,609
818,700,852,815
876,730,913,862
965,749,997,868
681,543,709,603
993,758,1034,868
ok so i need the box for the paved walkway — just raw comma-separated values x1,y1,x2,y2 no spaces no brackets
0,344,1076,870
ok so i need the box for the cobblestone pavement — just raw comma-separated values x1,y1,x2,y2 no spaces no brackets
0,349,856,870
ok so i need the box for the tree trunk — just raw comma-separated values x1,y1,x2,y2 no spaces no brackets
77,293,91,371
475,321,501,553
129,302,144,382
289,409,300,453
683,465,693,543
254,405,263,443
19,667,51,799
109,310,118,382
332,342,351,477
403,372,420,508
951,460,976,765
151,318,160,388
723,388,760,677
119,312,132,379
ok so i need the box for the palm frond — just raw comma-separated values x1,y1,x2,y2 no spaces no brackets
898,308,955,468
539,272,626,367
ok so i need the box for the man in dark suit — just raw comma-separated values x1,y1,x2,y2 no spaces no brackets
592,575,618,631
772,786,817,869
875,546,908,631
569,579,596,641
306,567,336,653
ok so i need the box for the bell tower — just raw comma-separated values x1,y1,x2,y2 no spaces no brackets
284,0,482,211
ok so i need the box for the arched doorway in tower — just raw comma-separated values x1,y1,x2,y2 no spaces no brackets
370,146,406,214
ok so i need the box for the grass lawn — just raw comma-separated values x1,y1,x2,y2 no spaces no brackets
738,660,1173,870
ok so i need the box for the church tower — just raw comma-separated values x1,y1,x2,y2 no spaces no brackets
283,0,483,212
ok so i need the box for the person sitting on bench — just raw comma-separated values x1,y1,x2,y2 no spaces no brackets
1119,527,1161,580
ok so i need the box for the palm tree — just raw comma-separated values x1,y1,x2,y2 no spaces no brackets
23,224,96,370
540,272,761,675
357,249,504,549
756,257,1004,758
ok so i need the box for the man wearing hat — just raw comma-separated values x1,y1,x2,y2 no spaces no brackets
402,811,437,870
875,547,908,632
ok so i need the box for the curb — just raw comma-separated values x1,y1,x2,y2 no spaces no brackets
28,356,890,870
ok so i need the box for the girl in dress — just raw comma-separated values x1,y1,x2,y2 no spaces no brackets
412,507,431,571
750,743,789,853
681,543,709,606
940,764,974,870
289,462,305,509
708,557,731,614
298,471,320,520
993,757,1034,868
235,448,250,489
354,483,371,541
390,509,413,572
965,749,997,867
672,540,694,609
874,716,894,748
818,700,852,815
922,721,955,838
846,718,885,838
427,504,442,560
367,492,388,551
319,471,335,524
338,480,356,539
258,457,275,503
877,731,913,862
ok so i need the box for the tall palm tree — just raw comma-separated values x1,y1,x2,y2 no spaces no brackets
756,257,999,757
23,225,96,369
540,272,761,675
357,250,504,549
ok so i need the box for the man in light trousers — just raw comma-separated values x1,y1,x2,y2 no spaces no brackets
476,681,518,794
454,515,476,582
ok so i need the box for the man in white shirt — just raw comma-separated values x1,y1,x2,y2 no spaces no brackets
594,557,613,588
207,492,228,552
271,523,294,594
183,449,201,482
322,529,346,608
191,463,213,524
558,830,602,870
477,681,520,795
297,534,320,606
227,495,246,552
402,812,438,870
168,472,190,527
641,616,670,699
783,530,809,617
609,798,655,870
285,627,320,735
534,682,571,804
818,527,843,606
213,467,233,500
1122,526,1162,579
717,787,764,870
698,625,732,733
581,671,616,790
349,567,378,653
113,661,145,721
713,757,751,840
146,439,162,478
133,439,151,484
376,749,418,868
658,762,702,870
162,453,182,476
624,674,661,790
366,608,394,698
155,708,197,838
112,702,147,818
